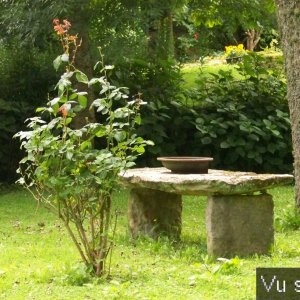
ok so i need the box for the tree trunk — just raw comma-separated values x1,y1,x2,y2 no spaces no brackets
70,2,96,128
147,8,175,60
148,19,160,60
246,29,261,51
165,12,175,59
275,0,300,208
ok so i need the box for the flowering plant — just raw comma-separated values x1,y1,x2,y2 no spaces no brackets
224,44,247,59
15,19,152,277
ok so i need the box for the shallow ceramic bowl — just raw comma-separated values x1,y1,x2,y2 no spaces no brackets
157,156,213,174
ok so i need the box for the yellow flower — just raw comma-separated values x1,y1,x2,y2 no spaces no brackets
224,44,246,58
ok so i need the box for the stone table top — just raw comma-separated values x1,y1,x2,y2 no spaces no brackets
119,167,294,196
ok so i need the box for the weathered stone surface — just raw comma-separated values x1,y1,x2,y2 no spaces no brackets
128,188,182,240
119,168,294,196
120,168,292,256
206,193,274,257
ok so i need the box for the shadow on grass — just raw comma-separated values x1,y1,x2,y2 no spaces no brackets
115,232,208,264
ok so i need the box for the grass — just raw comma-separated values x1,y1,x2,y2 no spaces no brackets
1,185,300,299
180,63,242,89
180,50,283,89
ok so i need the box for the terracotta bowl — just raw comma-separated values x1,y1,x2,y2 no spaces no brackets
157,156,213,174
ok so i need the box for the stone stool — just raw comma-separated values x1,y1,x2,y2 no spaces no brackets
119,168,293,257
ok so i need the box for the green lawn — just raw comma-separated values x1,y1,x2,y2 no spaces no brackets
181,63,242,89
180,50,283,89
0,185,299,299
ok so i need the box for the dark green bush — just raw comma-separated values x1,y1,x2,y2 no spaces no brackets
0,43,57,182
110,57,183,104
257,52,284,76
0,99,31,182
138,53,292,173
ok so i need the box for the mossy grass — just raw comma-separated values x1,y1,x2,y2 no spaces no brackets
181,63,242,89
0,185,298,299
181,50,283,89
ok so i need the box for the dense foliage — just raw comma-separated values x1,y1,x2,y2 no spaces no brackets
0,0,290,181
0,43,57,182
139,53,292,173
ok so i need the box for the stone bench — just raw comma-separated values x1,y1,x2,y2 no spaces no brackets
119,168,293,257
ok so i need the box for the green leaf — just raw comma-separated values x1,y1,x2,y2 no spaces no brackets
145,140,155,146
88,78,101,86
78,95,87,108
114,131,126,142
201,137,212,145
255,155,263,164
69,93,78,100
80,140,92,150
103,65,114,70
271,129,281,137
76,71,88,84
66,151,73,160
220,141,230,148
53,54,69,71
36,107,46,112
95,127,107,137
100,86,109,94
247,152,256,159
49,97,60,107
134,145,145,154
263,119,272,127
134,115,142,125
249,134,259,141
65,118,72,125
52,103,60,114
61,53,69,62
236,147,246,157
53,56,61,71
126,161,136,168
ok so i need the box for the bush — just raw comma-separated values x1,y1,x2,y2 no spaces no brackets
107,58,184,168
15,20,151,277
0,42,57,182
256,50,284,76
109,57,183,104
138,53,292,173
224,44,247,61
0,99,31,182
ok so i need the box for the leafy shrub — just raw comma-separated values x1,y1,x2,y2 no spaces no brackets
0,99,31,182
58,263,93,286
137,100,194,166
224,44,247,59
15,20,151,277
138,53,292,173
256,51,284,76
110,57,183,104
107,58,184,167
0,42,57,182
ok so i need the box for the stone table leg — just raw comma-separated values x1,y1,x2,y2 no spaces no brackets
128,188,182,240
206,193,274,257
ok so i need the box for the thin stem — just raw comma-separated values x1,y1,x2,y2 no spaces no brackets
90,211,96,251
99,195,111,274
108,210,118,277
67,201,94,264
60,214,88,265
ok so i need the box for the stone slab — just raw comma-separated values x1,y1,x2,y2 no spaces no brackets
119,168,293,195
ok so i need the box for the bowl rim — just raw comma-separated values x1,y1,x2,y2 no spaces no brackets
157,156,213,162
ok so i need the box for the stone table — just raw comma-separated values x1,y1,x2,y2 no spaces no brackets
119,168,293,257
